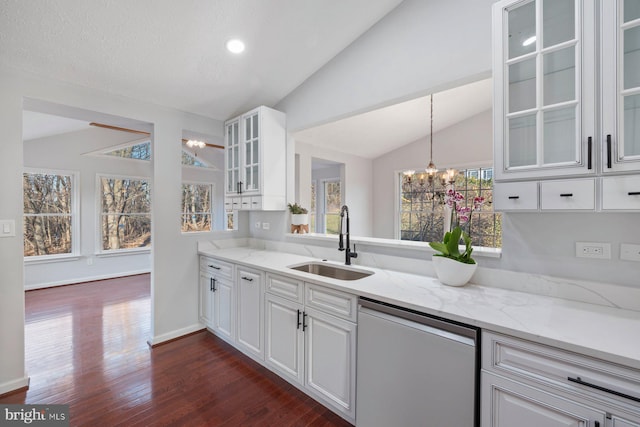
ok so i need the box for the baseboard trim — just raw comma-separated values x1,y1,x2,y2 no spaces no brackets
0,376,29,397
147,324,205,347
24,270,151,291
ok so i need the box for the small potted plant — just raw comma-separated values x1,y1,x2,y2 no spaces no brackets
428,190,484,286
288,203,309,234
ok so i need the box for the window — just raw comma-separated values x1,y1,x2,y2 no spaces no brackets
310,180,317,232
182,150,209,168
102,140,151,161
399,167,502,248
181,183,213,232
324,180,341,234
99,176,151,251
23,170,77,258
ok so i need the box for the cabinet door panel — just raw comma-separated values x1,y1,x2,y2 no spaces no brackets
482,372,605,427
305,307,356,417
540,179,594,210
264,294,304,385
214,278,234,341
237,269,263,359
199,272,213,327
612,416,640,427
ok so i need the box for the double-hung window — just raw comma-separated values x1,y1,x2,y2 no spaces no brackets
181,183,213,232
23,169,78,258
99,175,151,252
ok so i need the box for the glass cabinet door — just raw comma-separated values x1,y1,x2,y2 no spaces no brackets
602,0,640,172
495,0,595,179
243,112,260,192
226,120,240,193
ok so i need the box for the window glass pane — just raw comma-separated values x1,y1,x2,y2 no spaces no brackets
508,114,537,167
245,117,251,141
253,114,259,139
509,58,536,112
625,0,640,22
233,146,238,168
100,177,151,250
543,46,575,105
543,106,576,164
508,0,536,59
104,141,151,161
181,183,212,232
23,174,72,214
624,94,640,157
24,216,72,256
543,0,574,47
182,151,207,167
624,25,640,90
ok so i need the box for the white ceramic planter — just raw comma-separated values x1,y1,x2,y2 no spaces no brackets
291,213,309,225
432,255,477,287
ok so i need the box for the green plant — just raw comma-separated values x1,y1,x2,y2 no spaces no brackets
429,226,475,264
287,203,308,214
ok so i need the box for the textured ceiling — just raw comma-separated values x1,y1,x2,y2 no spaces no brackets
0,0,403,120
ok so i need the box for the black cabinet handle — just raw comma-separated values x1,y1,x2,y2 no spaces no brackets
241,276,254,282
629,192,640,196
595,422,600,427
302,312,308,332
560,193,573,197
587,136,592,170
210,277,217,292
606,134,612,169
567,376,640,403
297,310,302,330
508,196,520,200
208,265,221,270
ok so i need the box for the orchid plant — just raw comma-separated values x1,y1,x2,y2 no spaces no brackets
428,189,485,264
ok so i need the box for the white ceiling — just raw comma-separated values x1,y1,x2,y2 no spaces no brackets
0,0,403,120
292,78,493,159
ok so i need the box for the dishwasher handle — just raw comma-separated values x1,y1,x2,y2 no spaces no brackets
358,298,477,346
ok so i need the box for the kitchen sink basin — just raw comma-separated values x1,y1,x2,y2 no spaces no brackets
288,262,374,281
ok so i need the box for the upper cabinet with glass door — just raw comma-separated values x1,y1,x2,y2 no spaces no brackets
601,0,640,173
493,0,596,181
224,106,287,210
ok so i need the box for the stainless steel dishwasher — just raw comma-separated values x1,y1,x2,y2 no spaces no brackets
356,297,479,427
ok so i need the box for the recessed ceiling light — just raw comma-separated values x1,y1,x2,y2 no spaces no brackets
226,39,245,54
522,36,536,47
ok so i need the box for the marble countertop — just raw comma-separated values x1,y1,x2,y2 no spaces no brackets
199,245,640,371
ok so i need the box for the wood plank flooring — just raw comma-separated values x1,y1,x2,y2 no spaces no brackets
0,275,353,426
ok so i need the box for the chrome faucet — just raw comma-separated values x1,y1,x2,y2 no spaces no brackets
338,205,358,265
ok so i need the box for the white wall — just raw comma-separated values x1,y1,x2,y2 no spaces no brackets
373,110,493,238
276,0,496,131
0,65,244,395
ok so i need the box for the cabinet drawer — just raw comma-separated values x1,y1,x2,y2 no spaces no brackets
483,331,640,407
224,197,234,211
602,176,640,210
305,283,357,322
540,179,595,210
266,273,304,303
200,256,234,280
493,182,538,211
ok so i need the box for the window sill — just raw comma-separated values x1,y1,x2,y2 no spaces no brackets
24,254,81,265
96,248,151,258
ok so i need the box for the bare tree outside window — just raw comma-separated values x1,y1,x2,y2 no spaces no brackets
181,183,213,232
100,176,151,251
399,168,502,248
324,180,341,234
23,172,74,256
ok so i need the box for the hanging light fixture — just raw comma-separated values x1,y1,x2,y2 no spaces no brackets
425,94,438,180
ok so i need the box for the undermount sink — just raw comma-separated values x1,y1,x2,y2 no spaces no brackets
288,262,374,281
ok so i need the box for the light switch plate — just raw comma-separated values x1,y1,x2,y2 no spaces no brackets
0,220,16,237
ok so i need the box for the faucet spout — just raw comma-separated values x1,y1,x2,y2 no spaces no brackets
338,205,357,265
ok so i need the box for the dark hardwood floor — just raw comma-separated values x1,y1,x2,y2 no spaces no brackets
0,275,353,426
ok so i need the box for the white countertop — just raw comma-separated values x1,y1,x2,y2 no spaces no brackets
199,246,640,370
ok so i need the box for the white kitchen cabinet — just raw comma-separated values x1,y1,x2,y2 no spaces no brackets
199,256,235,343
493,0,640,212
493,0,597,181
481,331,640,427
236,266,264,360
540,178,595,210
492,181,539,211
264,273,357,422
224,105,287,211
601,175,640,210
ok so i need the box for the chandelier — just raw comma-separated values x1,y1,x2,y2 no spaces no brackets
402,94,458,200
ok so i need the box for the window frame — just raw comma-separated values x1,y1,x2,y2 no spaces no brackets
87,137,152,162
96,173,152,255
180,181,214,234
23,167,80,263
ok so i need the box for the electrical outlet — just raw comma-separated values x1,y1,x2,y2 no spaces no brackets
262,222,270,230
620,243,640,262
575,242,611,259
